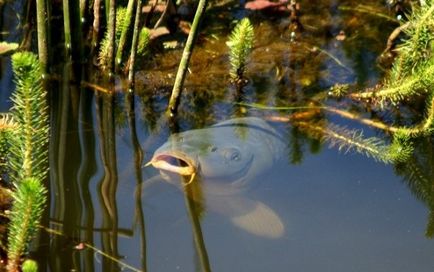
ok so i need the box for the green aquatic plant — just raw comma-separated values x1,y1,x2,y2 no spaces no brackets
137,27,151,57
6,178,47,272
9,52,49,183
99,7,129,71
116,0,136,68
350,2,434,105
227,18,254,81
297,121,412,164
22,259,39,272
167,0,209,118
2,52,49,271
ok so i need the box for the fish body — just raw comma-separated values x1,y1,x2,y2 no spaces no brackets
147,117,286,238
150,117,285,195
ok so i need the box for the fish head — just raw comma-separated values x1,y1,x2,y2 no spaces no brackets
150,130,255,183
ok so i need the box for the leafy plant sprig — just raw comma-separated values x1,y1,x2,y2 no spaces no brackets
227,18,254,81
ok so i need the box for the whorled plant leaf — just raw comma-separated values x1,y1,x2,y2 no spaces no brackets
7,177,47,272
10,52,49,183
227,18,254,80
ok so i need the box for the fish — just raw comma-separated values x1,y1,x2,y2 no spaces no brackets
146,117,286,238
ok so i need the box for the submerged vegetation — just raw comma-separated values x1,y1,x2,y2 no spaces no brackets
0,0,434,270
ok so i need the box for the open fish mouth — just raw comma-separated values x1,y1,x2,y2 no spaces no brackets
147,151,197,176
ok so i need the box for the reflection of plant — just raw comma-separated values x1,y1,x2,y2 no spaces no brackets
227,18,254,82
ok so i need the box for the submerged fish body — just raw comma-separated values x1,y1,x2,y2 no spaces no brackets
150,117,285,195
148,117,286,238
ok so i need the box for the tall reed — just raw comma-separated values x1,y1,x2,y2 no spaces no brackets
167,0,209,117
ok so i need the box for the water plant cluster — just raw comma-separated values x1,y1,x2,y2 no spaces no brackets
324,1,434,162
0,52,48,271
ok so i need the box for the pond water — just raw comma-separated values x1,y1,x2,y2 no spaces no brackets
1,0,434,271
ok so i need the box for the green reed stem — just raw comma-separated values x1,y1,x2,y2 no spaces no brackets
167,0,208,118
63,0,72,54
128,0,143,89
92,0,102,50
107,0,116,74
116,0,135,68
36,0,48,71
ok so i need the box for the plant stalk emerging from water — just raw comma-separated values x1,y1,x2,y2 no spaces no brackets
4,52,49,271
166,0,209,118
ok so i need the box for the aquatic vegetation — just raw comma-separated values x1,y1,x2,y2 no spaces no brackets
167,0,209,117
340,2,434,107
7,178,47,272
98,7,129,71
227,18,254,82
0,52,49,271
137,28,151,57
116,0,136,67
21,259,38,272
9,52,49,183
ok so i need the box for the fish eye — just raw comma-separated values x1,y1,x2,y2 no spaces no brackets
224,148,241,161
231,151,241,161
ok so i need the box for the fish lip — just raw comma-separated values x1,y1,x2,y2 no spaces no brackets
150,151,197,176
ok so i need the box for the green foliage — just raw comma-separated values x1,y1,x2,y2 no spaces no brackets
7,178,47,271
301,122,413,164
9,52,49,184
98,7,129,70
137,27,151,56
22,259,39,272
323,124,394,163
328,83,350,98
354,2,434,105
227,18,254,81
4,52,49,270
393,3,434,79
386,132,414,163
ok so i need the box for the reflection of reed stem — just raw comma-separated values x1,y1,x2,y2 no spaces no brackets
126,94,148,272
183,183,212,272
96,93,120,271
